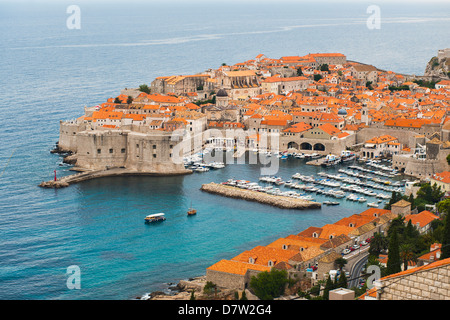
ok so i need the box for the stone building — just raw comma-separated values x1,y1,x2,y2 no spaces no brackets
390,199,411,217
364,257,450,300
215,70,261,100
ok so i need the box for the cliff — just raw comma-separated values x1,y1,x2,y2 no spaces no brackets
424,56,450,79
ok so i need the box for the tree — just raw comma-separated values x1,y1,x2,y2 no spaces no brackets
384,191,404,210
313,74,323,82
296,67,303,76
203,281,217,296
399,243,416,271
139,84,151,94
369,232,388,258
408,193,416,210
113,97,121,104
249,269,288,300
387,216,405,239
320,64,329,72
126,96,133,104
337,271,348,288
240,290,248,300
386,229,402,275
322,275,334,300
334,257,348,272
190,290,196,300
438,199,450,259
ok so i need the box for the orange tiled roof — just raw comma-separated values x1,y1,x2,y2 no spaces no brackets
206,259,270,275
404,210,439,228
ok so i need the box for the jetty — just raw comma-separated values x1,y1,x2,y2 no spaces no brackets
200,182,321,210
39,167,192,188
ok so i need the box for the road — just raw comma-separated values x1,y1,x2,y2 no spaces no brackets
347,251,369,289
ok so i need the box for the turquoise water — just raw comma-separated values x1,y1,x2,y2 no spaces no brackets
0,0,449,300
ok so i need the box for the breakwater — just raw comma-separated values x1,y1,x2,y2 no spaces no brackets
39,167,192,188
200,182,322,210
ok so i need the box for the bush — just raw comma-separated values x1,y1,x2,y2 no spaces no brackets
249,269,288,300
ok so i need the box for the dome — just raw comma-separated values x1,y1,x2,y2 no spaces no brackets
338,108,347,115
216,89,228,97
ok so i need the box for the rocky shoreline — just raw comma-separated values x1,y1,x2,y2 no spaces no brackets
200,182,321,210
138,275,259,300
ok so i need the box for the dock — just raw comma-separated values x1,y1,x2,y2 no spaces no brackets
200,183,321,210
39,167,192,188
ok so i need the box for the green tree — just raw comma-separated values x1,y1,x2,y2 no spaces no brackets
337,271,348,288
190,290,195,300
387,216,406,239
334,257,348,272
240,290,248,300
438,199,450,259
138,84,151,94
384,191,404,210
296,67,303,76
447,154,450,166
113,97,121,104
320,64,329,72
408,194,416,210
369,232,388,258
399,243,416,271
313,74,323,82
386,229,402,275
126,96,133,104
249,269,288,300
322,275,334,300
203,281,217,296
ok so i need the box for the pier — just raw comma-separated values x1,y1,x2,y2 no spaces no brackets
39,167,192,188
200,182,321,210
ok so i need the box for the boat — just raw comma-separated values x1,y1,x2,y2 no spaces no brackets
187,208,196,216
144,213,166,223
340,150,356,162
321,154,341,167
367,202,379,208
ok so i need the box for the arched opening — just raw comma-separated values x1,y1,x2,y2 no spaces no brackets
313,143,325,151
287,141,299,150
300,142,312,150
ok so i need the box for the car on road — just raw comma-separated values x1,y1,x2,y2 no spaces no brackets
361,240,368,246
343,248,351,255
352,244,360,250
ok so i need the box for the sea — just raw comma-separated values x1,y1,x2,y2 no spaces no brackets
0,0,449,300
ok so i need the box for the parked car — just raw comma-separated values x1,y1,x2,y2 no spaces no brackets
352,244,360,250
361,240,368,246
343,248,351,255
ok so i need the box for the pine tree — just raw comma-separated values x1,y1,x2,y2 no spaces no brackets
323,275,334,300
386,229,402,275
337,271,348,288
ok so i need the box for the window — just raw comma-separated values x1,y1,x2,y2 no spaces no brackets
121,148,126,153
109,148,113,154
97,149,101,154
153,154,156,158
268,260,274,267
153,145,156,149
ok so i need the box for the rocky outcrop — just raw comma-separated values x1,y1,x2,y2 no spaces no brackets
424,56,450,79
